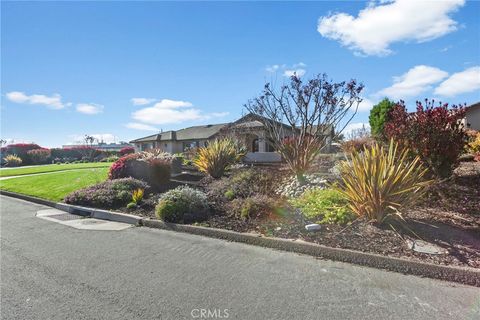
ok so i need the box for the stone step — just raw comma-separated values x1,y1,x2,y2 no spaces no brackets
170,179,201,187
171,171,204,182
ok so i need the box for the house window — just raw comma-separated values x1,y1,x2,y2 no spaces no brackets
183,141,199,151
252,138,259,152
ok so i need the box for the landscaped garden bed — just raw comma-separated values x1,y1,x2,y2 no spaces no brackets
114,160,478,269
201,166,479,268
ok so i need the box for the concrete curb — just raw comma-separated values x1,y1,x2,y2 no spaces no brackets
91,209,142,225
141,219,480,287
0,190,140,224
1,190,479,287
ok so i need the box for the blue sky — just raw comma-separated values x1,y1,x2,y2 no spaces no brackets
2,0,479,147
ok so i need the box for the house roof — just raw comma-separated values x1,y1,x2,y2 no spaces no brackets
466,102,480,112
229,113,333,135
129,131,175,143
175,123,227,140
130,112,336,144
129,124,226,143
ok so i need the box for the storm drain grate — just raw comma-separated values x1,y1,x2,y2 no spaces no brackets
47,213,83,221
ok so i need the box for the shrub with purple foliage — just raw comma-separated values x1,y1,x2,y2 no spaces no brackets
64,178,149,208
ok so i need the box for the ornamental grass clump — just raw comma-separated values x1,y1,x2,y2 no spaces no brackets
3,154,22,167
193,138,246,178
27,148,51,164
335,140,432,223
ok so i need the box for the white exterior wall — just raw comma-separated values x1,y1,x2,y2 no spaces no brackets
466,108,480,130
171,142,184,154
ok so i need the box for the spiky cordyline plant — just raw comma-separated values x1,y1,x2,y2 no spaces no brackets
193,138,246,179
335,140,433,223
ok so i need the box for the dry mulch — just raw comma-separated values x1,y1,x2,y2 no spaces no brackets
126,161,480,269
201,161,480,269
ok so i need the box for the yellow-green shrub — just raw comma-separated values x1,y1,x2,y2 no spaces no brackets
291,188,354,224
466,131,480,154
4,154,23,167
193,138,246,178
335,140,432,223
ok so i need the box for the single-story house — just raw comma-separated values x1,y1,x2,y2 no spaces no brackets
464,102,480,131
130,113,334,163
130,123,227,154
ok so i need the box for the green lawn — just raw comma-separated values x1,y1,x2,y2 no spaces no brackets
0,162,112,177
0,168,109,202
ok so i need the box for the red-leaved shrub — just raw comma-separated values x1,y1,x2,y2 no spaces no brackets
384,99,467,178
3,143,42,164
108,153,142,179
27,148,51,164
119,146,135,156
109,153,172,190
341,136,375,154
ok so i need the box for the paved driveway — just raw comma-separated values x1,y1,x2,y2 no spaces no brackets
1,195,479,320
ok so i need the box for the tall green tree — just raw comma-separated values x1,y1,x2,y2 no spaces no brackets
369,98,395,138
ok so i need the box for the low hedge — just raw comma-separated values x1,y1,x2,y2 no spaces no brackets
64,178,149,208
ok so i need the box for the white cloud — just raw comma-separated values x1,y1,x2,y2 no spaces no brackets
318,0,465,56
5,91,67,109
440,45,452,52
125,122,159,131
265,63,307,77
152,99,193,109
434,66,480,97
284,69,306,77
293,62,306,68
131,98,156,106
133,107,203,125
76,103,104,115
266,64,283,73
357,97,375,112
131,98,227,125
377,65,448,100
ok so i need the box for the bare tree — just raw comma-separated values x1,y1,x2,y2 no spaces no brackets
346,124,370,141
245,73,363,182
80,135,98,160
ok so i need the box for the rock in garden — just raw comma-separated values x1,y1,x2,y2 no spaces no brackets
406,239,448,255
305,224,321,232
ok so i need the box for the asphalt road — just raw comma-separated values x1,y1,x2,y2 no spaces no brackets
1,196,479,320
